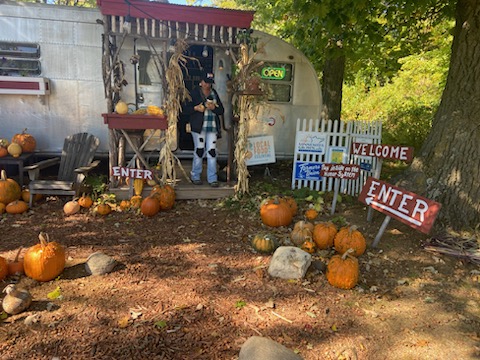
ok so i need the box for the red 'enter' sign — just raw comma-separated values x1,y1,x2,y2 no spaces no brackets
359,177,441,234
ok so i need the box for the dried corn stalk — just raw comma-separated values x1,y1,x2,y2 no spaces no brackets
158,39,191,185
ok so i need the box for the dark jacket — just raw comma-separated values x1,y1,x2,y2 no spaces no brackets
184,86,224,136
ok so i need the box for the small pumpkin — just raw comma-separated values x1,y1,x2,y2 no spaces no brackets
251,233,279,254
305,208,319,220
11,128,36,153
0,146,7,157
97,203,112,216
0,170,22,204
21,189,43,203
260,196,293,227
150,184,175,210
130,195,142,209
24,232,66,282
140,196,160,217
0,256,8,281
78,194,93,208
334,225,367,257
326,249,359,289
119,199,131,211
0,202,6,214
7,142,22,157
6,200,29,214
301,237,317,254
115,100,129,114
291,220,314,246
63,200,80,216
313,221,338,250
8,247,24,276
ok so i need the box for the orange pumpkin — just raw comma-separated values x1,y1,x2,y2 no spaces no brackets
305,208,319,220
24,232,65,282
11,128,36,153
119,199,131,211
0,202,6,214
21,189,43,203
78,194,93,208
8,247,24,276
334,225,367,257
6,200,29,214
63,200,80,215
313,221,338,250
283,196,298,216
260,197,293,227
326,249,359,289
150,184,175,210
97,203,112,216
0,256,8,281
0,170,22,204
0,147,7,157
301,237,317,254
140,196,160,217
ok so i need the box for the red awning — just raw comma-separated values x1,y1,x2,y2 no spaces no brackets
96,0,254,29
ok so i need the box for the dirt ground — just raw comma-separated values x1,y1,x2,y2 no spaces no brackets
1,162,479,360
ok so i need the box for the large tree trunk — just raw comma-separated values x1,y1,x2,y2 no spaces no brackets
399,0,480,230
321,54,345,121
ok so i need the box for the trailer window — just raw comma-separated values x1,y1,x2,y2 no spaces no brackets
259,62,293,103
0,42,41,76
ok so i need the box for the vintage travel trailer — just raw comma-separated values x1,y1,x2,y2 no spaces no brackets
0,0,322,161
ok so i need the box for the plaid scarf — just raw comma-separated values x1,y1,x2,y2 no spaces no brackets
202,92,217,133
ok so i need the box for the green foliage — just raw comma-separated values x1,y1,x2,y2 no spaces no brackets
84,174,108,200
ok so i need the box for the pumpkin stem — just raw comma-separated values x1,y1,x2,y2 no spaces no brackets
341,248,355,260
39,232,50,247
1,169,7,181
13,247,23,262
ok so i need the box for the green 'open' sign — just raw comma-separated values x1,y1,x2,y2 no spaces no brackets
261,66,286,80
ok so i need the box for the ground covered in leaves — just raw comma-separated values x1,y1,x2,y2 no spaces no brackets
1,162,479,360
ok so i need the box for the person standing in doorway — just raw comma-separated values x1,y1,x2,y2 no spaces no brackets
185,71,224,187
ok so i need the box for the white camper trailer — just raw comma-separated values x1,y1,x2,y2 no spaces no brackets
0,0,322,162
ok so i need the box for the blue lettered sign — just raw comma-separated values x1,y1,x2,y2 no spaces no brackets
294,162,322,181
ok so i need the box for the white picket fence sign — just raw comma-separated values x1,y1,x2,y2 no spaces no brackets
291,119,382,196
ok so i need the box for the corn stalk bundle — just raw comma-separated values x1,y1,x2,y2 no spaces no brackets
158,39,191,185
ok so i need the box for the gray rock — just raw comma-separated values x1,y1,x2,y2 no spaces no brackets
268,246,312,279
239,336,303,360
2,285,32,315
85,252,117,275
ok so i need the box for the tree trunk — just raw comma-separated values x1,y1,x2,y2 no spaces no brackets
321,53,345,121
399,0,480,230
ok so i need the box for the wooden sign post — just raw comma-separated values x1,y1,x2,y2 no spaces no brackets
320,163,360,215
358,177,442,247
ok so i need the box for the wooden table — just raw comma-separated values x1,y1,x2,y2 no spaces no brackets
0,152,34,187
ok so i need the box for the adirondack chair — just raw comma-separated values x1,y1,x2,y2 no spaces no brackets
25,133,100,207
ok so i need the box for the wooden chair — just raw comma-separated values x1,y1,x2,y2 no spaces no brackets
25,133,100,207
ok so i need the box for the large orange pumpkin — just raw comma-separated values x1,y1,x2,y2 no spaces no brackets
140,196,160,217
260,197,293,227
11,128,36,153
150,184,175,210
326,249,359,289
6,200,29,214
313,221,338,250
0,256,8,281
334,225,367,257
0,170,22,204
24,232,65,282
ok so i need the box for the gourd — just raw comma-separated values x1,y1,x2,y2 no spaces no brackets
133,178,144,196
24,232,65,282
7,142,22,158
326,249,359,289
305,208,319,220
0,256,7,281
147,105,164,116
260,197,293,227
119,199,131,211
78,194,93,208
96,203,112,215
11,128,36,153
8,247,24,275
251,233,279,254
21,189,42,203
140,196,160,217
334,225,367,257
301,237,316,254
63,200,80,215
313,221,338,250
290,220,314,246
0,138,9,148
0,170,22,204
0,146,7,157
115,100,129,114
130,195,142,209
150,184,175,210
6,200,29,214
